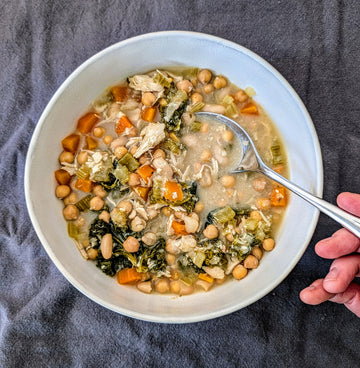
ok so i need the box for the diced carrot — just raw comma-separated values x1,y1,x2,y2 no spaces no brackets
164,181,183,202
198,273,214,283
86,136,98,150
61,134,80,153
111,86,128,102
54,169,71,185
240,102,258,115
136,165,154,183
271,186,287,207
75,178,93,193
141,107,157,122
273,165,285,174
117,268,142,285
116,115,134,135
76,112,99,134
133,186,150,200
171,221,189,235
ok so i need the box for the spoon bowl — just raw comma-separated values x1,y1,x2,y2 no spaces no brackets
195,111,360,238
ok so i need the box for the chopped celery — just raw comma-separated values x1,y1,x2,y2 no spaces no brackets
188,102,205,113
190,121,202,132
118,153,139,172
68,222,79,239
110,208,127,227
75,194,92,212
222,95,234,105
162,138,184,154
180,273,198,286
271,139,284,165
91,168,110,182
225,103,238,117
77,165,91,180
192,252,206,268
153,70,172,88
182,67,199,79
164,90,188,122
244,218,259,231
213,206,236,224
113,165,129,184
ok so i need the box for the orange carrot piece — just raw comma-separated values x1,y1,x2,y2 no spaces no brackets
76,112,99,134
75,178,93,193
111,86,128,102
61,134,80,153
271,186,287,207
54,169,71,185
141,107,157,122
240,102,258,115
198,273,214,283
171,221,189,235
86,136,98,150
117,268,142,285
136,165,154,183
164,181,183,202
133,186,150,200
116,115,134,135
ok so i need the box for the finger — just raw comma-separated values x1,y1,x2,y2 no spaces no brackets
337,192,360,217
299,279,335,305
315,228,360,259
328,283,360,317
322,255,360,294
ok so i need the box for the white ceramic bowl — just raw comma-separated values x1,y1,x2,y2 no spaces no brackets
25,31,323,323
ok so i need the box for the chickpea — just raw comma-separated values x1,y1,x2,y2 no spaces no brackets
155,278,170,293
117,200,133,215
203,224,219,239
262,238,275,251
130,216,146,232
250,210,262,221
93,126,105,138
203,84,214,94
159,98,167,107
130,146,138,155
55,185,71,199
252,177,267,192
59,151,74,164
89,196,104,211
139,155,149,165
222,130,234,142
232,264,248,280
142,232,157,246
197,69,212,84
200,122,209,133
63,192,77,205
93,185,107,198
251,246,263,260
170,269,180,280
165,253,176,266
179,283,194,295
128,173,141,186
226,233,234,242
63,204,79,221
200,150,212,162
99,210,110,223
75,216,85,227
123,236,140,253
162,207,173,217
87,248,98,260
194,201,204,213
153,148,166,159
170,280,181,294
141,91,156,106
213,76,227,89
243,254,259,269
256,198,271,211
114,146,128,159
191,92,203,104
103,135,113,145
220,175,235,188
234,89,248,103
176,79,193,94
77,151,88,165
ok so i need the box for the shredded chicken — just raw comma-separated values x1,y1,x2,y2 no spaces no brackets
134,123,166,158
128,75,164,92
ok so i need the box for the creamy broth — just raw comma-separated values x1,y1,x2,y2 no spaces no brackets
55,67,288,296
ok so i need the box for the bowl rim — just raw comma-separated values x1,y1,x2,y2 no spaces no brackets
24,30,323,323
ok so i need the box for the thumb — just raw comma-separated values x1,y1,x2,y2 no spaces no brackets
328,283,360,317
337,192,360,217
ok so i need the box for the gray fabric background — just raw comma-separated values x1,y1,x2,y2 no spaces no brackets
1,0,359,367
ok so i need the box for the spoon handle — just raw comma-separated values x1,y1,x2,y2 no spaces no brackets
261,165,360,238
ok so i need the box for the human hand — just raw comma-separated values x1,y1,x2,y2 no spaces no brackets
300,192,360,317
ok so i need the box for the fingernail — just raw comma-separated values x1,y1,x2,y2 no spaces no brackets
308,284,317,291
324,267,338,282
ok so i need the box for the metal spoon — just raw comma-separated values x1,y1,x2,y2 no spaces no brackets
195,111,360,238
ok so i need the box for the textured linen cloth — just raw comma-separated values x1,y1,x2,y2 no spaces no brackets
1,1,359,367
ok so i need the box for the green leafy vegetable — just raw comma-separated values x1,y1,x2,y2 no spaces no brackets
161,138,185,154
